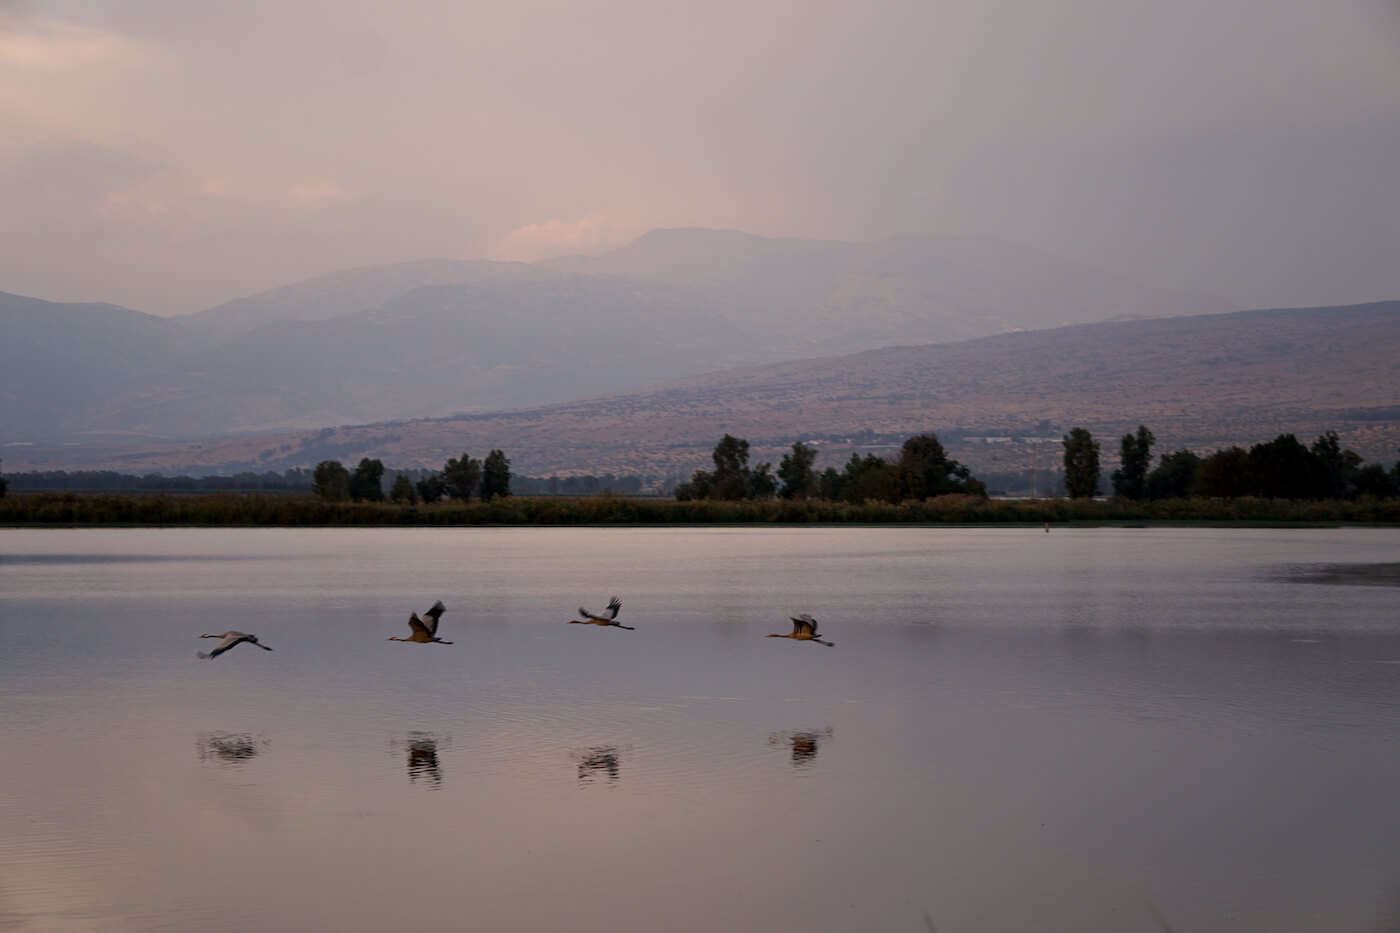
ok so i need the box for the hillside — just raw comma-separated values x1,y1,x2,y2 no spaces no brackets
544,228,1234,354
0,228,1237,445
0,292,199,440
13,301,1396,480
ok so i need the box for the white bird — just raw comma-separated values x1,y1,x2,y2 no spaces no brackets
571,596,633,630
389,600,452,644
198,631,273,659
768,614,834,647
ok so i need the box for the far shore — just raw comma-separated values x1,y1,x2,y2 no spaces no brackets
3,491,1399,527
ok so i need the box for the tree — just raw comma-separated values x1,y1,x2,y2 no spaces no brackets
896,432,986,499
1247,434,1325,499
674,435,775,501
777,442,818,499
416,471,446,503
746,462,778,499
1193,446,1250,498
1111,425,1155,500
389,473,418,504
1062,428,1101,499
312,460,351,501
710,434,753,500
1352,463,1396,499
839,452,899,503
348,458,385,502
1310,431,1362,500
1146,449,1200,499
481,449,512,498
441,453,482,501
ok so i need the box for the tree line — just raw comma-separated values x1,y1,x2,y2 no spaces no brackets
0,464,674,498
1060,426,1400,501
674,433,986,503
1,467,314,493
312,450,513,503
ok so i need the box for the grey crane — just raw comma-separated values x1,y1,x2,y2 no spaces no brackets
388,600,452,644
768,614,834,647
198,631,273,659
571,596,633,630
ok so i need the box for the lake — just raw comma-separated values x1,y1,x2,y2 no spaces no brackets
2,525,1399,932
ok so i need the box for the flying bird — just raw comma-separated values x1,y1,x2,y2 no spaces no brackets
388,600,452,644
768,614,834,647
571,596,633,630
198,631,273,659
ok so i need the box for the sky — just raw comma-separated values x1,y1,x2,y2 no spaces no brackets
2,0,1399,316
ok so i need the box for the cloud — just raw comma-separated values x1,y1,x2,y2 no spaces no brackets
0,18,144,71
491,214,642,262
290,179,356,203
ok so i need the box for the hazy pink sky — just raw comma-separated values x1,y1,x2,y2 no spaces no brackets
3,0,1399,315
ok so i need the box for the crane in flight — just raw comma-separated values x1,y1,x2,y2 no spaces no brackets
388,600,452,644
198,631,274,659
571,596,633,630
767,614,834,647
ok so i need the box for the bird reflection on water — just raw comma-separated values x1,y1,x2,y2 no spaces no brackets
573,746,622,785
768,728,833,768
393,732,445,788
196,731,270,766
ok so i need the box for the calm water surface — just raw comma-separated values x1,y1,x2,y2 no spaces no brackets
2,526,1399,932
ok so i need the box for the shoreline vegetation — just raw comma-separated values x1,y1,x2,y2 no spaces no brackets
3,491,1399,526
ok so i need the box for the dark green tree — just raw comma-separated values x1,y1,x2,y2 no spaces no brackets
348,458,385,502
389,473,418,504
1111,425,1155,500
1352,463,1397,499
1310,431,1362,500
416,471,447,503
671,469,711,501
816,466,843,500
746,462,778,499
481,449,512,499
710,434,753,500
896,432,986,499
839,452,899,503
1193,446,1250,498
1146,449,1200,499
777,442,818,499
312,460,351,501
1062,428,1101,499
1247,434,1325,499
675,435,774,501
441,453,482,501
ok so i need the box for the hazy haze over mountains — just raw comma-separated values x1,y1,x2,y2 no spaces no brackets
13,301,1397,480
0,229,1236,445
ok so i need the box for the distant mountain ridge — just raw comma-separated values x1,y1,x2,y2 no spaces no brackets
9,301,1397,479
2,227,1237,445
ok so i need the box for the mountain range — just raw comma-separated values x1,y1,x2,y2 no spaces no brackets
1,228,1233,448
8,300,1398,481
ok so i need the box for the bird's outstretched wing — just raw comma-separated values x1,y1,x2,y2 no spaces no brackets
791,614,817,635
407,612,430,637
201,633,245,660
604,596,621,620
422,600,446,635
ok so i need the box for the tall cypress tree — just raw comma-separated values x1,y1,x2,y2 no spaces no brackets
481,449,512,499
1111,425,1155,500
1063,428,1101,499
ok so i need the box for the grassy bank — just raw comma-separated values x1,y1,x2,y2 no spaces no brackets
3,491,1400,526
